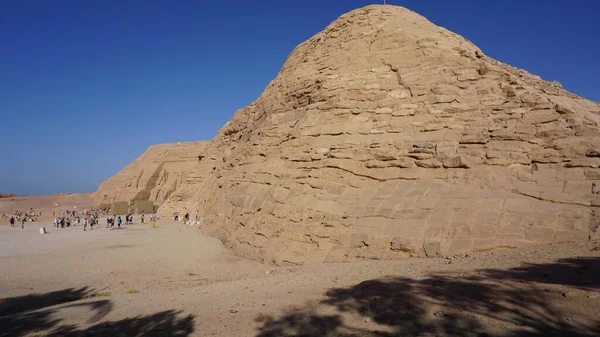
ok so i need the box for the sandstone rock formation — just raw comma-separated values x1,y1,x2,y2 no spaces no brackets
97,5,600,265
94,141,214,210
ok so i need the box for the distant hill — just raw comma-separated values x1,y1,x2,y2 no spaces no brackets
0,193,17,198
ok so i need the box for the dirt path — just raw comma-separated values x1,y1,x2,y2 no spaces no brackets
1,222,599,337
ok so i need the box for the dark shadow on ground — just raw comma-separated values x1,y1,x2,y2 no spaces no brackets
0,287,93,317
49,310,195,337
0,288,194,337
481,257,600,290
256,257,600,337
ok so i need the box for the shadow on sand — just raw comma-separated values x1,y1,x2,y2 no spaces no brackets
0,287,194,337
256,257,600,337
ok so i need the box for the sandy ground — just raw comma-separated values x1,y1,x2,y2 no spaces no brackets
1,219,599,337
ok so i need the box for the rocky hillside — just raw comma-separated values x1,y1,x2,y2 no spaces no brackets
97,5,600,265
94,141,215,209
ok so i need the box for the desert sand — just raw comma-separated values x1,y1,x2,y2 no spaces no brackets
1,219,599,337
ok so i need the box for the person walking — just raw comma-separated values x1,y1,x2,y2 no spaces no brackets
83,217,88,231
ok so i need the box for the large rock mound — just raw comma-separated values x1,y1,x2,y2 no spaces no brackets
98,5,600,264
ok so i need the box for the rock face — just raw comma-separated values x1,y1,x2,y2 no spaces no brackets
94,141,214,211
97,5,600,264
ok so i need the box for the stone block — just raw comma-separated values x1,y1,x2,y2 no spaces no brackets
473,211,501,225
503,199,532,213
323,182,347,197
388,158,416,168
375,207,396,218
412,196,439,209
424,222,450,238
349,233,370,248
445,239,474,255
443,156,471,168
584,169,600,180
498,212,530,227
390,236,420,253
452,198,474,210
451,210,475,223
323,246,349,263
448,222,472,239
553,230,589,242
478,198,504,211
364,235,390,250
524,227,555,242
472,239,500,252
405,188,431,198
427,207,453,222
423,240,442,257
498,226,527,236
526,211,558,228
395,196,420,210
471,223,499,238
498,234,526,242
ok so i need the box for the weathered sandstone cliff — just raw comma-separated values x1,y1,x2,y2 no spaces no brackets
97,5,600,264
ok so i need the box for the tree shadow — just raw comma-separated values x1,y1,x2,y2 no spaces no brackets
480,257,600,290
49,310,195,337
255,257,600,337
0,287,93,317
0,287,105,336
0,288,194,337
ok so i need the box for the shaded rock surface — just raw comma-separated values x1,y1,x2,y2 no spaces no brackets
96,5,600,264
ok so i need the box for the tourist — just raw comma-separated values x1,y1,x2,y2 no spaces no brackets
195,210,199,221
9,216,15,227
84,217,88,231
21,216,25,230
184,212,190,224
117,216,122,228
141,212,145,223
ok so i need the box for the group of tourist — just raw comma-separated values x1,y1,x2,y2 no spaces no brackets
173,210,199,225
139,211,156,224
6,205,165,231
53,209,101,231
8,208,41,229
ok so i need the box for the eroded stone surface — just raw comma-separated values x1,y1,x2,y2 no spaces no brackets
96,5,600,264
94,141,215,211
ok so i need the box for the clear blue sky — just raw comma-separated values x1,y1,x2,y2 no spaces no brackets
1,0,598,196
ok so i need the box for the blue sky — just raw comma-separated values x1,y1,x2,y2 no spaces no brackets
1,0,599,196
